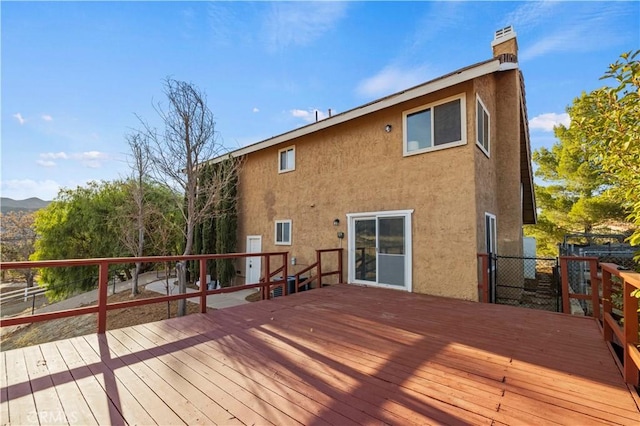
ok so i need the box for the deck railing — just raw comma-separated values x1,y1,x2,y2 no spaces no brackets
559,256,601,318
478,252,640,387
477,253,490,303
599,262,640,387
556,256,640,387
0,251,300,334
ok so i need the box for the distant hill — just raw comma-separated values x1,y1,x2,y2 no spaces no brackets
1,197,51,214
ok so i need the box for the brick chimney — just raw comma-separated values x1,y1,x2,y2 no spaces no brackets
492,26,518,58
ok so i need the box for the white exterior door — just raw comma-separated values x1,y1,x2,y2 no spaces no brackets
348,210,413,291
245,236,262,284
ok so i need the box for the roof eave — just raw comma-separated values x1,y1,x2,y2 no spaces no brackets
211,58,503,163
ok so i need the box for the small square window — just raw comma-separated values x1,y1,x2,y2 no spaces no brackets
476,96,490,156
403,95,466,156
278,146,295,173
275,220,292,245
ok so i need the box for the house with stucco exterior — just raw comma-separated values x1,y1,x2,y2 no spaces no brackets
213,26,536,301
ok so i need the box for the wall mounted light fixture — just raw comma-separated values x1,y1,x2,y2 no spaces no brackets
333,218,340,226
385,124,392,133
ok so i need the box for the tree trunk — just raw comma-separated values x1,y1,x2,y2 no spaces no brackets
26,270,35,288
176,261,187,316
132,261,141,296
177,222,195,317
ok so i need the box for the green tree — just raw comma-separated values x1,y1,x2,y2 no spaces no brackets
567,50,640,255
525,123,627,256
31,180,184,300
215,158,239,287
31,182,130,300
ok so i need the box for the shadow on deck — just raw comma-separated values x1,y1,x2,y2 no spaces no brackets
2,284,638,425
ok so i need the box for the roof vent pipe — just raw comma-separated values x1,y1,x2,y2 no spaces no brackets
315,110,318,122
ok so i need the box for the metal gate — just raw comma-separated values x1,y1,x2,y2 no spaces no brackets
489,255,562,312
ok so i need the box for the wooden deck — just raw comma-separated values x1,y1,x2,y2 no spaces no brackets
2,284,638,425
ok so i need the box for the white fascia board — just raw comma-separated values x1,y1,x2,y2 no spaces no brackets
212,59,503,163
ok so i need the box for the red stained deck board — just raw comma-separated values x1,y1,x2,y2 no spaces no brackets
122,324,273,426
147,318,412,426
160,310,491,425
52,339,127,426
4,349,38,425
0,352,9,425
1,283,638,425
112,325,314,426
37,343,99,425
22,345,75,425
65,336,165,425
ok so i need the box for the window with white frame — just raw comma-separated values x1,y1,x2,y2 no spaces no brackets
275,220,292,245
278,146,295,173
476,95,490,156
403,94,466,156
485,213,497,255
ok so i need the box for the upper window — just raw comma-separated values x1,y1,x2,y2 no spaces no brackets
275,220,292,245
476,95,490,156
403,94,466,156
278,146,295,173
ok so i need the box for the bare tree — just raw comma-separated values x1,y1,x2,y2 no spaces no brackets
139,78,240,316
1,211,37,287
117,133,150,296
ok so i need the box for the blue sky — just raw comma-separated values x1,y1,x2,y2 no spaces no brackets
2,1,639,201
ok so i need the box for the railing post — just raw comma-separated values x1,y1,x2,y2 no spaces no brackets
200,259,207,314
316,250,322,289
283,253,289,296
479,254,489,303
338,248,344,283
560,257,570,314
265,254,271,300
602,268,613,342
589,258,600,321
623,279,640,386
97,261,109,334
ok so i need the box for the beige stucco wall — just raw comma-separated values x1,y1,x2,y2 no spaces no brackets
473,75,500,254
472,70,526,300
473,70,525,257
494,70,524,257
236,81,489,300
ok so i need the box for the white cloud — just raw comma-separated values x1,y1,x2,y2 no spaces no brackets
504,1,559,33
529,112,570,132
36,160,57,168
265,2,347,51
290,108,328,123
356,65,431,99
252,107,260,113
38,151,109,168
12,113,26,125
41,114,53,122
40,152,69,160
74,151,108,161
516,3,629,62
0,179,62,201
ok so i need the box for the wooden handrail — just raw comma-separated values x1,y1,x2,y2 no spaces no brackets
0,251,289,332
558,257,640,387
559,256,600,316
600,262,640,387
1,248,339,336
291,248,343,294
477,253,490,303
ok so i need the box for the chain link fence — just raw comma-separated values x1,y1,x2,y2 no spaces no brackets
490,255,561,312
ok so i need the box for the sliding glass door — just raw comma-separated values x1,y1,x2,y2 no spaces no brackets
349,210,412,291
